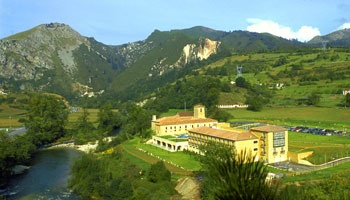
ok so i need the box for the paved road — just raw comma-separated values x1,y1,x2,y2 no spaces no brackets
269,161,315,172
8,127,27,137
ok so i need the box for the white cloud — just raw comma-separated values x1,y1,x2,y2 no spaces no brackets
246,18,320,42
337,22,350,30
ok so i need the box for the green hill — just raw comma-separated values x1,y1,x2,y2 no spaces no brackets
309,29,350,47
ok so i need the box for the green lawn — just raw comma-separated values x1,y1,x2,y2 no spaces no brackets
282,162,350,183
288,132,350,164
160,109,185,117
159,135,175,139
122,149,151,171
0,103,27,127
227,106,350,130
124,138,201,171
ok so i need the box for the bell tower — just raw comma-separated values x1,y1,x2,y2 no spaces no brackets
194,104,205,119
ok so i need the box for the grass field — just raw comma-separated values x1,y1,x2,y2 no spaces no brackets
159,109,185,117
288,131,350,164
67,108,100,128
124,138,201,171
282,162,350,183
227,106,350,130
0,103,26,127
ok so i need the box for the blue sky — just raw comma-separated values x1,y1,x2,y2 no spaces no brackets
0,0,349,45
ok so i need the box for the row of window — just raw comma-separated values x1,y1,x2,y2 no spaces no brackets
189,139,258,153
189,133,259,146
273,132,286,147
189,135,235,145
273,147,285,154
164,123,212,131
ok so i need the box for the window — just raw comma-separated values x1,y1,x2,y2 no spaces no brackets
170,126,172,129
185,125,187,128
254,148,258,151
254,140,258,144
273,132,285,147
165,127,167,129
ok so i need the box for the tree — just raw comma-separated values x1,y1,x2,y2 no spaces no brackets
211,109,233,122
25,95,68,146
199,142,277,200
246,95,265,111
122,104,150,137
345,93,350,108
77,107,94,132
235,77,246,88
147,161,171,183
307,92,320,106
98,103,121,131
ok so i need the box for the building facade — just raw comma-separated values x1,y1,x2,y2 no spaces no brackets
151,105,218,136
250,125,288,164
187,127,260,160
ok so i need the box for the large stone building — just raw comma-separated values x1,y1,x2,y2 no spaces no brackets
187,125,288,163
150,105,289,164
151,105,217,136
188,126,260,160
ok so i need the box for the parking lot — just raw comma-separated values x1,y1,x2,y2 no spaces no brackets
289,126,347,136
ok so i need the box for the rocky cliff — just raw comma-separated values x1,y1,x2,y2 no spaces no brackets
179,37,221,64
149,37,221,76
0,23,89,80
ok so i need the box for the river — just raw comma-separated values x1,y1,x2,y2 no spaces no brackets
6,148,82,200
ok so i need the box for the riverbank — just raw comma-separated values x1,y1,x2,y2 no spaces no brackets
4,148,82,200
48,137,113,153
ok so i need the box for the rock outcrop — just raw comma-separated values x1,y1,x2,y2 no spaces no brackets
175,177,201,200
0,23,89,81
180,37,221,64
150,37,220,75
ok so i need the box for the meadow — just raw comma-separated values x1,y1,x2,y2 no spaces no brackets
227,106,350,130
0,104,25,127
288,131,350,164
67,108,100,128
123,137,201,171
282,161,350,183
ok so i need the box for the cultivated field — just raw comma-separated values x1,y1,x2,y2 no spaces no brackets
0,104,26,127
228,106,350,130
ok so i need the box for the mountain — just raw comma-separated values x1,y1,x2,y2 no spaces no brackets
0,23,154,99
0,23,302,101
110,29,222,92
181,26,302,51
308,28,350,47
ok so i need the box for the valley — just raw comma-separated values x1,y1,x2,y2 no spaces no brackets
1,21,350,200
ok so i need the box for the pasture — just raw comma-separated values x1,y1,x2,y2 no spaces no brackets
228,106,350,130
288,131,350,164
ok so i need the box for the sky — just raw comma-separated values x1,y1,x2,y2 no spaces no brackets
0,0,350,45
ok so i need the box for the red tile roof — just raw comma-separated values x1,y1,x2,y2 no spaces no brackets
189,127,258,141
177,111,194,117
153,115,217,126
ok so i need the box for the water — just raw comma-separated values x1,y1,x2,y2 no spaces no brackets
6,148,82,200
